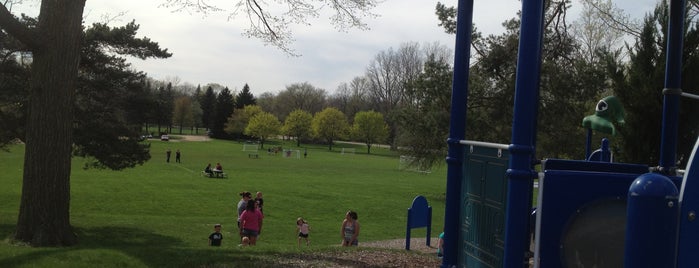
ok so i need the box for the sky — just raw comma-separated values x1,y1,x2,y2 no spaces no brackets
11,0,659,96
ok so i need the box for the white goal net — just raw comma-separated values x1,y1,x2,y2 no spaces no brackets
398,155,431,173
242,143,259,152
340,148,356,155
283,149,301,159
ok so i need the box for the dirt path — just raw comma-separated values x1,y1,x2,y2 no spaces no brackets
168,135,210,142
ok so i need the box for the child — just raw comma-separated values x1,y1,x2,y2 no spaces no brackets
341,210,360,246
255,192,264,213
209,224,223,246
296,217,310,246
437,231,445,257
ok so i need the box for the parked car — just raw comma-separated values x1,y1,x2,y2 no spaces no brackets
161,134,169,141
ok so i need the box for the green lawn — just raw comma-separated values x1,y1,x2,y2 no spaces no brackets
0,137,446,267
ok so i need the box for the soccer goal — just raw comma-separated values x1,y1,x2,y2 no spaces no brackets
283,149,301,159
242,143,259,152
340,148,356,155
398,155,431,173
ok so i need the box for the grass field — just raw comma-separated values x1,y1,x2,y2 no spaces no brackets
0,136,446,267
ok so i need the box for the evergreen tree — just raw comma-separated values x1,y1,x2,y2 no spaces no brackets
236,83,257,109
611,2,699,167
212,87,235,138
200,86,216,131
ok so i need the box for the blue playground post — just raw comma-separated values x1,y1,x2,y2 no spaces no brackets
442,0,474,267
624,173,679,267
659,0,686,173
504,0,545,267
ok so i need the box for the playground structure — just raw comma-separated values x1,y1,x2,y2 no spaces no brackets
442,0,699,267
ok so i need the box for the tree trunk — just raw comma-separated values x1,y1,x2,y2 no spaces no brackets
14,0,86,247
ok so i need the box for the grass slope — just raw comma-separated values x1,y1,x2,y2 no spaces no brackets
0,137,446,267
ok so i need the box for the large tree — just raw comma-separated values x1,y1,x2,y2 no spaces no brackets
312,107,349,151
224,104,263,137
245,111,281,148
74,21,170,170
282,109,313,147
328,76,371,121
275,82,327,121
212,87,235,138
395,54,453,168
235,83,256,109
199,86,216,131
351,110,388,154
365,42,427,150
0,7,170,245
610,2,699,167
172,96,194,134
0,0,378,247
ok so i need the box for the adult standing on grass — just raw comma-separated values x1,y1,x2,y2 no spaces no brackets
166,149,171,163
237,192,252,241
240,199,264,246
175,149,181,163
341,210,360,246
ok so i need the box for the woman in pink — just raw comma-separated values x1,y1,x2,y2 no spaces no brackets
239,199,263,246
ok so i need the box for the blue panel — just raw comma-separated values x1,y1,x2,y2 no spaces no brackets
408,196,431,227
461,145,509,268
535,168,641,268
677,137,699,267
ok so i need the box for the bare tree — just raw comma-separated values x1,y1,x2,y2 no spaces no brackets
578,0,643,39
572,0,624,63
161,0,380,55
365,42,427,149
329,76,371,120
275,82,327,120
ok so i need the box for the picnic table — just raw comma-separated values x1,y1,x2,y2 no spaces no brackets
202,170,227,178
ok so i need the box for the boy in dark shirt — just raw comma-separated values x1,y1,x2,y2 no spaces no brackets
209,224,223,246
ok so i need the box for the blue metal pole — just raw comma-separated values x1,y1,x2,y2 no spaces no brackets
624,173,679,268
586,128,592,159
504,0,545,267
659,0,686,173
442,0,474,267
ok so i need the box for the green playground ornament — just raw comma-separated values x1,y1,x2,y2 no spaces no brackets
582,96,625,135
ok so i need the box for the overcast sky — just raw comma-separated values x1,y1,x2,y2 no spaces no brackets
12,0,659,96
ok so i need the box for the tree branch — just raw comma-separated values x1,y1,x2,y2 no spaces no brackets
0,3,40,49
